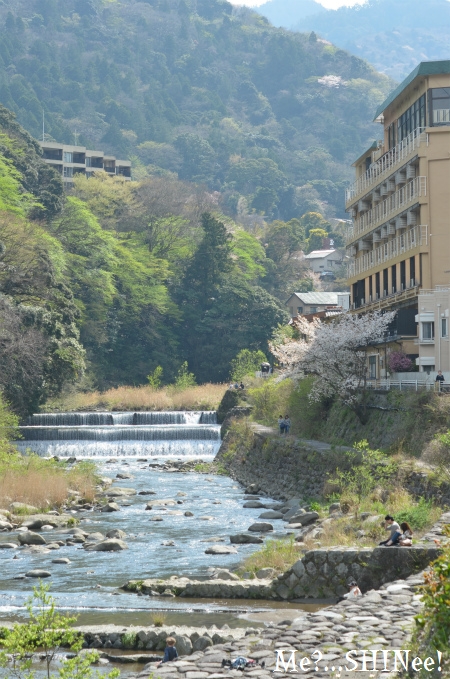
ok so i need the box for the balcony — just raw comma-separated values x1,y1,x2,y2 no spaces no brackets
350,285,421,313
347,225,428,278
345,127,426,208
346,176,426,244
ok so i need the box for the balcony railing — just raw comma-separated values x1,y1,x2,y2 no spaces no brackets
346,176,426,244
347,225,427,278
350,285,420,313
345,127,426,207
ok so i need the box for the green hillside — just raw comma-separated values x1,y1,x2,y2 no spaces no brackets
0,0,391,218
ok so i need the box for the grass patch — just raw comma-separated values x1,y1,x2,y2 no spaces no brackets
240,536,299,575
0,452,98,512
43,383,227,412
151,612,167,627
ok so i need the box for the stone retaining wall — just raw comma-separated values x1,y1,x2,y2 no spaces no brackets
274,544,442,599
122,577,274,599
217,425,450,504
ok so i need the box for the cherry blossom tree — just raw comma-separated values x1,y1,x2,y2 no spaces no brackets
273,311,396,423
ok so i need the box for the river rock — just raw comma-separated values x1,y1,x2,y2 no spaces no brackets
193,636,213,651
256,567,276,579
0,543,18,549
103,488,137,497
288,511,319,525
106,529,126,539
150,516,163,521
175,635,193,656
101,503,120,512
243,501,265,508
161,540,176,546
84,539,128,552
138,490,156,495
0,520,13,530
9,502,38,514
67,528,88,536
210,569,240,581
25,570,51,578
230,534,263,544
184,511,194,517
21,514,74,529
40,525,54,531
205,545,237,555
248,522,273,532
198,516,214,521
87,532,106,541
258,511,284,519
245,484,259,494
18,531,47,546
52,557,71,564
116,473,134,479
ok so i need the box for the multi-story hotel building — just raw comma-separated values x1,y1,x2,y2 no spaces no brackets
345,60,450,375
39,141,131,187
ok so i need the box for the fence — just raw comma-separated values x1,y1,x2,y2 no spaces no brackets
367,379,450,392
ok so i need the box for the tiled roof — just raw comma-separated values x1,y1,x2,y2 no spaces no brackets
304,249,336,259
291,292,341,305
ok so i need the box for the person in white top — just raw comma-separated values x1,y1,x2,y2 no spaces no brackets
337,580,362,602
379,515,400,546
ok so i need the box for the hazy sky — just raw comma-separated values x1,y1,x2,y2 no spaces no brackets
230,0,366,8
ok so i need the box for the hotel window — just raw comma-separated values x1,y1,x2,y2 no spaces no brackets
422,321,434,341
442,318,448,338
369,356,377,379
63,166,73,178
429,88,450,126
397,94,426,142
63,151,73,163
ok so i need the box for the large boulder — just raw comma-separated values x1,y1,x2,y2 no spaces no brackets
243,501,265,508
248,522,273,532
145,499,176,510
258,511,284,520
0,543,18,549
288,511,319,525
9,502,38,514
106,529,126,539
0,519,13,530
205,545,238,555
21,514,74,529
100,503,120,512
193,636,213,651
25,570,51,578
84,539,128,552
103,488,136,497
174,635,192,656
18,532,47,546
230,534,263,544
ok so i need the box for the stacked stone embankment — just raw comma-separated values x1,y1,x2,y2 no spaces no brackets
125,571,428,679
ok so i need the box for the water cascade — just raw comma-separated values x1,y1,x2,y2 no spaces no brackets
17,411,220,457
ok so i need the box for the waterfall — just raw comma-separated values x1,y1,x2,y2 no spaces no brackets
18,411,220,457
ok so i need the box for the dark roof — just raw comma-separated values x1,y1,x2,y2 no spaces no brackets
374,60,450,120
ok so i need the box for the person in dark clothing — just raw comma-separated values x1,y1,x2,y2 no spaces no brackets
158,637,178,666
436,370,445,384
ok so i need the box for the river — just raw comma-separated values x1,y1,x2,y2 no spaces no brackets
1,411,320,630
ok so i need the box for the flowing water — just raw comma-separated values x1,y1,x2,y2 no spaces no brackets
2,412,325,632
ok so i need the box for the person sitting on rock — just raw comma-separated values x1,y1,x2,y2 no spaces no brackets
158,637,178,666
379,515,400,545
395,521,413,547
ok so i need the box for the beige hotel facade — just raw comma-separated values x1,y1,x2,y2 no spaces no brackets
345,61,450,377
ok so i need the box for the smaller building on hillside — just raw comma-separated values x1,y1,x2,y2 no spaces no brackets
414,287,450,375
286,291,350,318
304,249,343,273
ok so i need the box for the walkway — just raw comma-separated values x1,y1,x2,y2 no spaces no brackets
250,423,353,453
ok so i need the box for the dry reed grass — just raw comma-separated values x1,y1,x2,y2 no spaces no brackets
240,536,299,575
44,383,227,412
0,458,97,512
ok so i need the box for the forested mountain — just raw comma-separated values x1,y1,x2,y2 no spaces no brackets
0,104,293,413
0,0,391,219
257,0,450,81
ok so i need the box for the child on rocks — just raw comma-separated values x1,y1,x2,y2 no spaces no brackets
158,637,178,666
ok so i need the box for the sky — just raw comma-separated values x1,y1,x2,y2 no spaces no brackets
230,0,366,8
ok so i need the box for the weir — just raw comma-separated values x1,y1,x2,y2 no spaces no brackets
18,411,220,457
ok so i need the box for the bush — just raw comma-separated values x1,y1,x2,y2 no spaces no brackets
172,362,196,390
230,349,267,381
395,497,436,530
414,528,450,677
388,351,412,373
247,378,293,425
241,536,298,575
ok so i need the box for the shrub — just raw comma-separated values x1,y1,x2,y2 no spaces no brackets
172,362,196,390
414,527,450,676
241,536,298,575
395,497,436,530
230,349,267,381
247,378,293,426
147,366,163,389
388,351,412,373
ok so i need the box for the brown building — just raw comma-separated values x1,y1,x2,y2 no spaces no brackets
345,60,450,376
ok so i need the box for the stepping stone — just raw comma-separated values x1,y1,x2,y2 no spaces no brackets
205,545,238,555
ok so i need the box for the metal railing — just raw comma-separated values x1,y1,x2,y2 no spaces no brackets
347,176,426,243
345,127,426,206
347,225,427,278
367,379,449,392
350,285,420,313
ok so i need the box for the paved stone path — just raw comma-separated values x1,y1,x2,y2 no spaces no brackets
129,570,426,679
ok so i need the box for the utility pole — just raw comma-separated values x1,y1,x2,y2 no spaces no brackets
42,109,45,142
